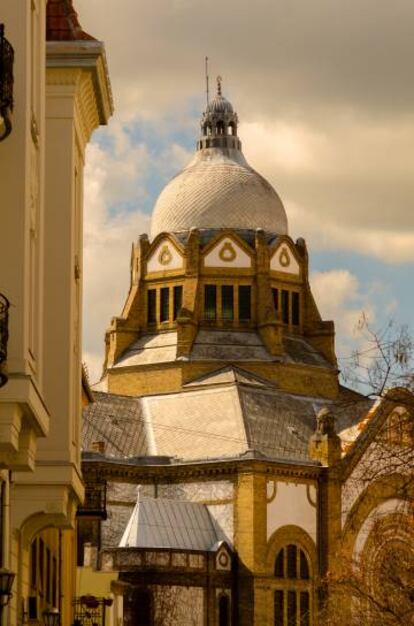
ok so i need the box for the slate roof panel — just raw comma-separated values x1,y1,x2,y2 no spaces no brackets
120,496,223,551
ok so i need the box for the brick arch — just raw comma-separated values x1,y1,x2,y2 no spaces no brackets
341,473,414,559
266,524,317,577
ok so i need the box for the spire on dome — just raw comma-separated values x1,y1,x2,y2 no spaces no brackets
46,0,96,42
197,75,241,151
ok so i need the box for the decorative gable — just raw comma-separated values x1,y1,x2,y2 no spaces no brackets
215,543,232,571
204,237,252,268
270,243,300,275
147,239,183,273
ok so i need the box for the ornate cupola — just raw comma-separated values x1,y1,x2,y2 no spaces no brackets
197,77,241,151
150,77,288,239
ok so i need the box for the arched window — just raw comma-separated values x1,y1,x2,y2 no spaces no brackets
218,594,230,626
274,544,312,626
228,122,236,136
216,120,225,135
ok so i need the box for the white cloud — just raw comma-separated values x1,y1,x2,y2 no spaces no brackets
82,124,151,382
310,269,378,373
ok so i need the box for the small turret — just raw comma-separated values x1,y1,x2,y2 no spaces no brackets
309,408,342,465
197,77,241,151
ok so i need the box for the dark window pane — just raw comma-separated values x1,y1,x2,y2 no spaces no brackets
173,285,183,320
275,548,284,577
160,287,169,322
30,540,37,589
274,590,284,626
205,285,217,320
292,292,300,326
52,557,57,607
272,288,279,311
239,285,251,321
147,289,156,324
39,538,44,591
282,290,289,324
219,595,230,626
134,591,152,626
300,592,310,626
287,544,297,578
287,590,297,626
222,285,234,320
46,548,51,602
300,550,309,579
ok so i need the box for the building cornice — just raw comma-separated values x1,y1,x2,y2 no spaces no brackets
81,454,322,484
46,40,113,126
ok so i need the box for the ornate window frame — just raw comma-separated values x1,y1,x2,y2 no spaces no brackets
266,526,317,626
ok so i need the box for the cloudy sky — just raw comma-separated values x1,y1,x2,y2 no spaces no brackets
76,0,414,383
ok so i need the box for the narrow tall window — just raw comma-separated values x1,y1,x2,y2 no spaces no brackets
147,289,156,324
300,592,310,626
205,285,217,320
274,545,312,626
30,539,37,589
238,286,251,321
132,591,152,626
287,544,297,578
272,288,279,312
46,548,51,603
219,595,230,626
292,292,300,326
274,590,284,626
282,290,289,324
222,286,234,320
160,287,169,322
173,286,183,320
287,591,297,626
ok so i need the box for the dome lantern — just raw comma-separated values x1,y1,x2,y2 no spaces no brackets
197,76,241,151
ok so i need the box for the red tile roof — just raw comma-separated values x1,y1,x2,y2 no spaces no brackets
46,0,96,41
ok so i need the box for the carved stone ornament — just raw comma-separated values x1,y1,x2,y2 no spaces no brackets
279,248,290,268
219,241,237,262
158,244,173,266
218,551,229,567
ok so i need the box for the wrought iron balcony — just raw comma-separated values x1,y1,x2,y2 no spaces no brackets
0,294,9,388
0,24,14,141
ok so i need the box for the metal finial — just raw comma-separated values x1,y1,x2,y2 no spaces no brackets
205,56,209,106
217,75,222,96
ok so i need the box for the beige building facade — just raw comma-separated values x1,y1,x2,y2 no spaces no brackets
0,1,112,624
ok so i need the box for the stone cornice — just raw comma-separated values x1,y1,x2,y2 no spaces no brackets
46,40,113,127
82,455,322,484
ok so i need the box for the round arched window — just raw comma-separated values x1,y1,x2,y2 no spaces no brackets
274,544,312,626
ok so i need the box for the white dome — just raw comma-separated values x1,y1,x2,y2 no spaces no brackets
150,147,288,239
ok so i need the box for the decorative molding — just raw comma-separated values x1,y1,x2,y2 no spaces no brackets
306,484,317,508
219,242,237,262
158,245,173,266
266,479,278,503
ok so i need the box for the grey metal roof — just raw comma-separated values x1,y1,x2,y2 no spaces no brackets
83,367,369,464
173,228,279,248
191,330,274,362
120,496,225,551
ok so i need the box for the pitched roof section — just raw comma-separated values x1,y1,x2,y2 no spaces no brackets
83,392,149,457
120,496,226,551
46,0,96,41
82,385,370,465
183,365,274,389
